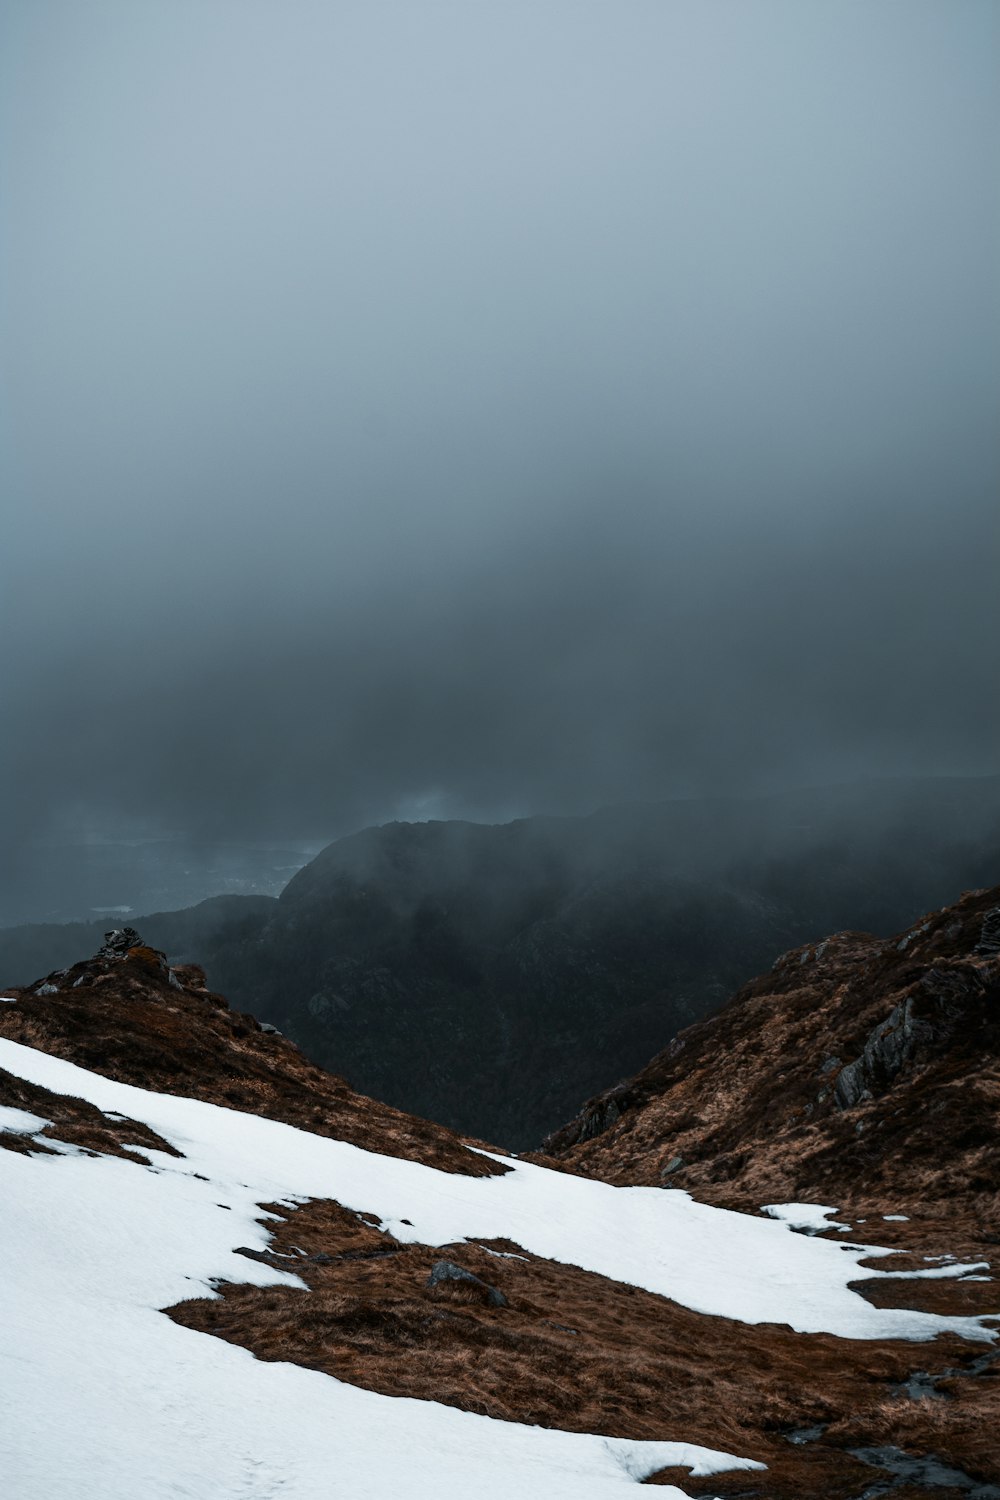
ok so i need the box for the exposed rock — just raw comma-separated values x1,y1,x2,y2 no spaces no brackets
99,927,145,959
545,885,1000,1209
426,1259,509,1307
171,963,208,990
565,1083,634,1145
92,927,179,986
976,908,1000,958
834,997,930,1109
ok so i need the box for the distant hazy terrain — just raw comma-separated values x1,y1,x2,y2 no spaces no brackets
0,838,320,929
3,778,998,1146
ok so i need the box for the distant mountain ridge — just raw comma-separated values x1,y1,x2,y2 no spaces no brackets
2,776,999,1147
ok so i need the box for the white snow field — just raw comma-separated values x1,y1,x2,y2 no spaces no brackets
1,1040,994,1500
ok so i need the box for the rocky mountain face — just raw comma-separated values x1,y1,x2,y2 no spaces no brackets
2,776,998,1148
2,912,999,1499
544,885,1000,1216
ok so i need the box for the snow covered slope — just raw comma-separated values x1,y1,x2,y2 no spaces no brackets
2,1035,996,1499
0,1039,763,1500
2,1039,993,1346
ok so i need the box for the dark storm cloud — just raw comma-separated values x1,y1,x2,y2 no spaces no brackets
1,0,997,846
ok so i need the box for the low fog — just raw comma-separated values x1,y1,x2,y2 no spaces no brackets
2,1,997,863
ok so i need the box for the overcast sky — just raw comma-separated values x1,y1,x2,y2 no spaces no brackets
1,0,997,847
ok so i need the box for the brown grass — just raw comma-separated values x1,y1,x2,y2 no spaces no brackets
547,886,1000,1223
167,1195,1000,1497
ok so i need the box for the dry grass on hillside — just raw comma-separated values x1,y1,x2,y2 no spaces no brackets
169,1196,1000,1497
0,954,504,1177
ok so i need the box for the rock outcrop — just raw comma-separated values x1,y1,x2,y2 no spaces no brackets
426,1259,510,1308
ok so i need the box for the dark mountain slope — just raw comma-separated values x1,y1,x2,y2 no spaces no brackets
3,777,998,1148
194,778,1000,1146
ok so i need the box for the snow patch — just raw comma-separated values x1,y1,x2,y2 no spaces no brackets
762,1202,850,1233
0,1105,49,1134
878,1262,990,1282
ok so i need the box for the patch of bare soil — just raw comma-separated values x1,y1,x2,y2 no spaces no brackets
167,1196,999,1497
0,949,505,1177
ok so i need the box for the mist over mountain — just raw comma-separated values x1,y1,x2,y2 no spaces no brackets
5,777,997,1147
0,837,320,930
